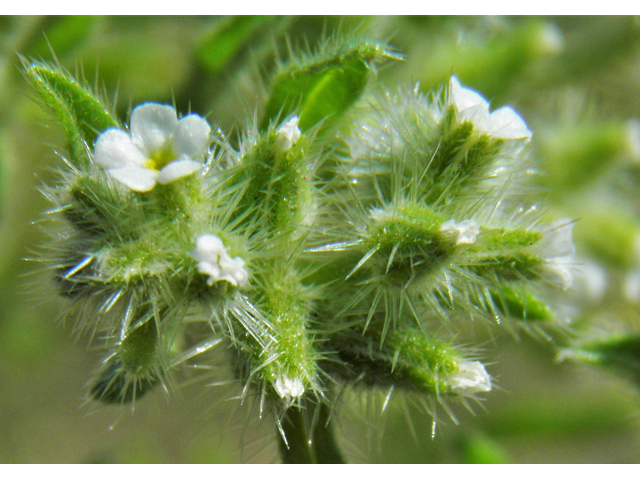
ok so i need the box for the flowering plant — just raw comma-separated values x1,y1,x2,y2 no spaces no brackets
24,34,578,464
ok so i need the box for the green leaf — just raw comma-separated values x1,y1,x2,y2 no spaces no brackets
28,16,97,59
197,16,274,74
261,38,400,133
563,335,640,386
24,61,118,168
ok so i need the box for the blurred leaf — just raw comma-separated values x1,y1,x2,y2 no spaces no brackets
24,61,118,168
419,19,563,98
28,16,97,59
575,205,639,268
261,38,400,133
197,16,274,75
539,122,637,197
456,431,510,464
482,394,636,437
562,335,640,386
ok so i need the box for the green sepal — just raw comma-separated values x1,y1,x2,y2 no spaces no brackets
230,127,309,233
24,61,118,168
90,318,161,405
326,322,459,396
363,203,451,283
490,286,553,322
90,354,160,405
261,38,400,133
119,318,159,374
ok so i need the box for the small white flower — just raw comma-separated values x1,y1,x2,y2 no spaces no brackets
542,219,575,290
449,75,532,141
440,219,480,245
274,375,305,400
276,116,301,152
190,234,249,288
450,360,492,396
94,103,211,192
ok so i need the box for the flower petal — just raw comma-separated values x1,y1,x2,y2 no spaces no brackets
94,129,147,169
449,75,488,112
450,360,492,396
276,116,301,152
274,375,305,399
157,159,202,184
107,166,158,192
130,103,178,154
488,106,532,140
173,115,211,158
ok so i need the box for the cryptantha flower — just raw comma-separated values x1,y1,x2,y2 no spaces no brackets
190,234,249,288
94,103,211,192
449,75,532,140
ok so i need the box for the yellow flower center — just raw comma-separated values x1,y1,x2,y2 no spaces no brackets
145,148,176,171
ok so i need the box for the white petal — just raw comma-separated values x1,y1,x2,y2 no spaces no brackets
276,116,301,152
106,166,158,192
449,75,488,111
173,115,211,158
274,375,305,399
191,234,225,264
545,257,574,290
130,103,178,154
94,129,147,169
458,103,490,127
440,219,480,245
450,360,492,396
191,234,249,288
488,106,532,140
157,159,202,184
545,219,575,259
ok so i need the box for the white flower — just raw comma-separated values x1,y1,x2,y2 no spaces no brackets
274,375,305,400
276,116,301,152
449,75,532,140
450,360,492,396
94,103,211,192
190,234,249,288
542,219,575,290
440,219,480,245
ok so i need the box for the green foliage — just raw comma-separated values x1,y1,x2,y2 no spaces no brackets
261,37,400,133
24,62,118,167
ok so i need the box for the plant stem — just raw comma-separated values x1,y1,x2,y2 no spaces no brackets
278,401,345,463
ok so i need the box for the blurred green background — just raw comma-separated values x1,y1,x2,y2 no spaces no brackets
3,15,640,463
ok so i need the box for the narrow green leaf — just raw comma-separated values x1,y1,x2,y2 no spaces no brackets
24,61,118,168
198,16,273,74
261,38,400,133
